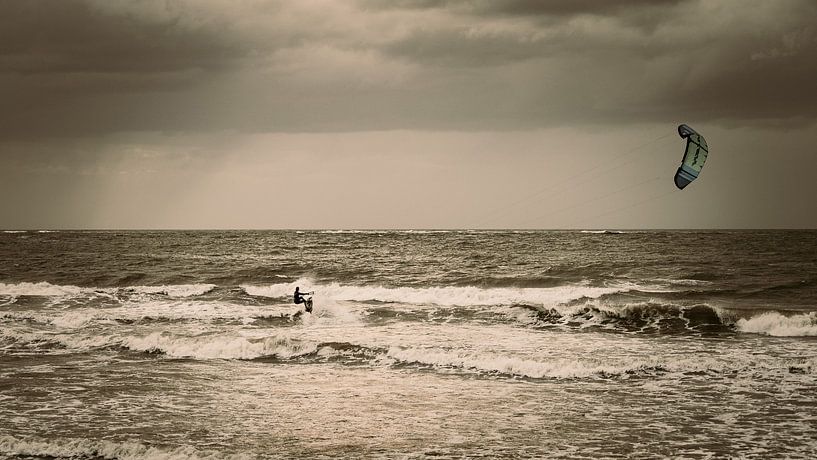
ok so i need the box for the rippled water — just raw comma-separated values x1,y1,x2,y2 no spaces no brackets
1,230,816,458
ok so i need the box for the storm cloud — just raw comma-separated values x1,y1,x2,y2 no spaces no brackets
1,0,816,229
1,0,815,138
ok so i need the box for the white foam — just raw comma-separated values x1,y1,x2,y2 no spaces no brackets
2,326,323,359
1,297,293,330
318,230,388,234
49,310,99,329
399,230,453,234
0,435,251,460
736,312,817,337
384,347,662,379
0,282,86,297
491,305,541,326
122,332,316,360
543,299,693,322
0,295,17,307
115,299,288,324
0,281,214,298
650,277,713,287
1,328,124,354
2,230,26,233
241,278,637,307
382,345,757,379
127,284,216,297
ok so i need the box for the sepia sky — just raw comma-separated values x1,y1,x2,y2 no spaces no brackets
1,0,816,229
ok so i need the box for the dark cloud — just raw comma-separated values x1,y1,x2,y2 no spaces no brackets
660,26,817,123
364,0,687,17
0,0,815,141
376,0,817,124
466,0,685,17
0,0,248,138
0,1,244,75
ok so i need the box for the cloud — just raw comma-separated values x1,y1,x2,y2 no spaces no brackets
0,1,249,76
361,0,685,18
368,0,817,124
0,0,815,140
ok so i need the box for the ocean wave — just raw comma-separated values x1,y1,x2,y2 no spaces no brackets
318,230,389,234
518,302,728,333
0,281,86,297
0,299,299,330
124,284,217,297
580,230,626,234
0,435,250,460
361,301,728,334
383,347,702,379
0,330,67,354
50,310,102,329
512,301,817,337
393,298,765,338
735,312,817,337
0,295,17,307
121,332,317,360
382,346,812,380
456,274,567,289
648,277,714,287
241,279,641,307
1,311,102,330
0,281,216,298
5,329,318,359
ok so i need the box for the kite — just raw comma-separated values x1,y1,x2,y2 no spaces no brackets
674,124,708,190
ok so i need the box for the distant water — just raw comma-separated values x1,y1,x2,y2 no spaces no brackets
1,230,816,459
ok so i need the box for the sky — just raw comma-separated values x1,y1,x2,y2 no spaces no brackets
1,0,816,229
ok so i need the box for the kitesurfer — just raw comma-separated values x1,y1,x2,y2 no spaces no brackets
293,286,313,312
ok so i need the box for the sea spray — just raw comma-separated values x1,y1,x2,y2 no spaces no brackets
736,311,817,337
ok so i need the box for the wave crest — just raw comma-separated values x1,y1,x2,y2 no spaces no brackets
242,279,638,307
385,347,668,379
0,435,250,460
122,332,316,360
736,312,817,337
0,281,215,298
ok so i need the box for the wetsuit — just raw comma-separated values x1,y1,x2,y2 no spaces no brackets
296,289,312,312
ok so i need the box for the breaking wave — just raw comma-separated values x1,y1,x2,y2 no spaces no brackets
1,328,318,360
0,281,216,298
121,332,317,360
385,346,665,379
580,230,626,234
518,302,728,333
735,312,817,337
381,346,771,380
0,435,250,460
241,279,642,307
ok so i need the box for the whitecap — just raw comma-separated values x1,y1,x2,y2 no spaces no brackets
241,278,642,308
736,312,817,337
0,434,251,460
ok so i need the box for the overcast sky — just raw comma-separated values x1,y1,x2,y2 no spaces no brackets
1,0,816,229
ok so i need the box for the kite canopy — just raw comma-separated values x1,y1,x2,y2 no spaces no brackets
674,124,708,190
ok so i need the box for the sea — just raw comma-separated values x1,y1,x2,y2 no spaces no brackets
1,230,816,459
